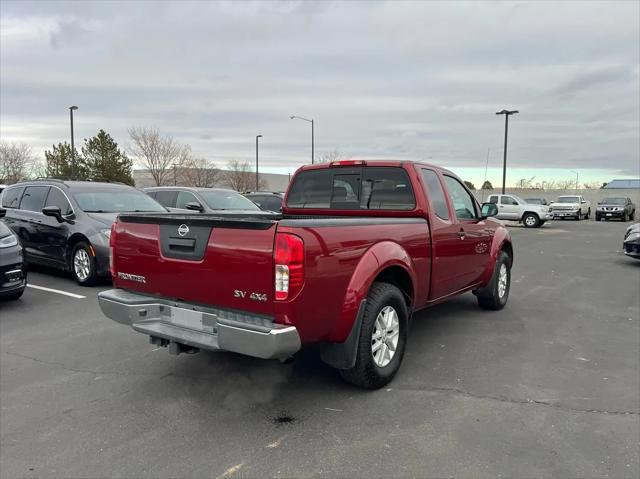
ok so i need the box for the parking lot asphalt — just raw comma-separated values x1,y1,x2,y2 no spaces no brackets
1,219,639,478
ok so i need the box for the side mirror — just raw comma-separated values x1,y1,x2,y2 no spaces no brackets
581,200,587,204
42,206,64,223
481,203,498,218
0,207,6,218
185,202,204,212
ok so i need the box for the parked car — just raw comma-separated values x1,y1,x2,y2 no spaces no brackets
0,179,166,285
243,191,284,212
623,223,640,259
144,187,267,213
0,209,27,300
487,194,553,228
551,195,591,220
524,198,548,205
595,197,636,222
99,160,513,389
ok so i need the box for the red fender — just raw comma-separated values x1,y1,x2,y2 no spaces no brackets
478,226,513,286
329,241,416,342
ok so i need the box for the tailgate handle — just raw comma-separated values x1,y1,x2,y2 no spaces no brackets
167,237,196,251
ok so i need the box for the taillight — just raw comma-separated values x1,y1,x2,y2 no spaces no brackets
109,223,116,277
274,233,304,301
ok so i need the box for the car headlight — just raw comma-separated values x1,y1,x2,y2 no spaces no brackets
0,233,18,249
101,229,111,239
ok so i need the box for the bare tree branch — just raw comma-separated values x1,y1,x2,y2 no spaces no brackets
0,142,35,184
222,160,266,192
128,127,187,186
316,149,347,163
180,157,221,187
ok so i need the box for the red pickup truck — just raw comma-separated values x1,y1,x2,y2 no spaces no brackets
99,161,512,389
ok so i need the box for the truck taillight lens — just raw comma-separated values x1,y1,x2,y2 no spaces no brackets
109,223,116,277
274,233,304,301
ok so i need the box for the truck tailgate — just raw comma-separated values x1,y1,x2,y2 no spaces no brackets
111,213,278,316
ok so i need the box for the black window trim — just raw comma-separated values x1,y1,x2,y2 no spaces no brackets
19,185,51,214
420,168,451,221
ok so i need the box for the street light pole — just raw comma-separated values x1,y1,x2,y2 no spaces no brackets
290,115,314,164
255,135,262,191
495,109,518,194
69,105,78,178
570,170,579,191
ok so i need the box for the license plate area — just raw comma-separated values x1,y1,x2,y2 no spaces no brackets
170,308,204,330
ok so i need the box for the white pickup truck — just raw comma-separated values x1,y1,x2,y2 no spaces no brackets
550,195,591,220
487,194,554,228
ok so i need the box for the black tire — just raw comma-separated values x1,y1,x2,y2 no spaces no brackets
70,242,98,286
476,251,511,311
339,282,409,389
631,211,635,221
622,212,628,222
522,213,540,228
595,214,601,222
585,209,590,220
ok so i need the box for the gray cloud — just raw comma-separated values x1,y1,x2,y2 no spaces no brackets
0,0,638,181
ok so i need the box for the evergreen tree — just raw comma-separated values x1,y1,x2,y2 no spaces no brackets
82,130,134,185
44,142,85,179
481,180,494,190
464,180,476,190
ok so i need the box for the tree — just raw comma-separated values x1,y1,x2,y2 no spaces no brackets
128,127,187,186
463,180,476,190
44,142,86,179
481,180,493,190
0,142,34,183
82,129,134,185
223,160,267,191
316,149,346,163
180,157,221,187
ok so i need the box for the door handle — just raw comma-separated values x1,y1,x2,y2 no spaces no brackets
457,229,466,240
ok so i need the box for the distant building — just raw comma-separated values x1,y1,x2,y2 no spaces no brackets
603,179,640,189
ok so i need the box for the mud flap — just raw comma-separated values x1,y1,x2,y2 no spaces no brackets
320,300,367,370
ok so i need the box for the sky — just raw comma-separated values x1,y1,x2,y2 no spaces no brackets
1,0,639,187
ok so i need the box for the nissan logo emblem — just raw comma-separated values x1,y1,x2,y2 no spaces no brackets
178,224,189,237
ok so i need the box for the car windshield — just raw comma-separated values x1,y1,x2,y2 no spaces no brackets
198,190,260,210
557,197,580,203
600,197,626,205
73,189,166,213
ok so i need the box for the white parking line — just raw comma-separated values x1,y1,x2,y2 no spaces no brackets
26,284,86,299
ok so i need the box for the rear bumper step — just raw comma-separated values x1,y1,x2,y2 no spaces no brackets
98,289,300,360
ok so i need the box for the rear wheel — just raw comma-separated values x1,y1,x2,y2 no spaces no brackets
339,282,408,389
70,242,98,286
585,209,590,220
523,213,540,228
476,251,511,311
622,212,628,222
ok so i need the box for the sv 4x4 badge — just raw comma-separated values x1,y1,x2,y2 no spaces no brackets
234,290,268,302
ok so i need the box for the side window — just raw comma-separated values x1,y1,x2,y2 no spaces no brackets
146,191,156,199
488,195,498,204
176,191,198,209
265,197,283,211
20,186,50,212
361,167,415,210
154,190,178,208
45,187,73,215
501,196,518,206
1,186,24,208
421,169,449,220
443,176,477,220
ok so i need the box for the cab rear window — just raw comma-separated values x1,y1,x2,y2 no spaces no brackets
287,167,415,210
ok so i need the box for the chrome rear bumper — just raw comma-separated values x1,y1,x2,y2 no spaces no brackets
98,289,300,359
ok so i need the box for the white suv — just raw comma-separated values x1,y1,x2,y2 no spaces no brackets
551,195,591,220
487,194,554,228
